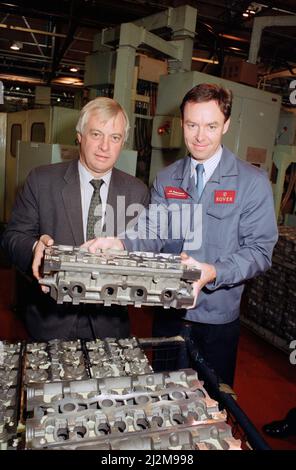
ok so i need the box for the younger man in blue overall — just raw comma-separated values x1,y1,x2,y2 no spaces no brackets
61,84,278,386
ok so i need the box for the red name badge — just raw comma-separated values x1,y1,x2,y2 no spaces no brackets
214,190,236,204
164,187,189,199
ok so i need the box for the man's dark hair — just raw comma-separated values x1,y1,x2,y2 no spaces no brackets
180,83,233,121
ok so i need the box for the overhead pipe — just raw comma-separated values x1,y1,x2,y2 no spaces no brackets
248,15,296,64
262,67,296,80
0,23,91,41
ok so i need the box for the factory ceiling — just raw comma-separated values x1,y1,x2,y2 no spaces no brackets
0,0,296,106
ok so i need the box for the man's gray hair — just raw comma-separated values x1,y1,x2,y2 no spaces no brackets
76,97,130,142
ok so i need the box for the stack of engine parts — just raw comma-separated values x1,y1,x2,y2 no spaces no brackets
25,340,89,384
0,338,243,451
86,337,152,378
243,226,296,352
24,338,152,384
39,246,201,309
0,342,22,449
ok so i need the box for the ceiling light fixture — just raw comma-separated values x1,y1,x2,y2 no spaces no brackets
70,66,79,73
10,41,23,51
243,2,262,17
229,47,242,52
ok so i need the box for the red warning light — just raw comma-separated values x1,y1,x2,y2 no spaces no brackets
157,120,171,135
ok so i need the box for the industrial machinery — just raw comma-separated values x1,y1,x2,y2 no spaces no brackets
40,246,201,309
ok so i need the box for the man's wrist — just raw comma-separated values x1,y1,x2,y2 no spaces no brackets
210,264,217,282
205,264,217,289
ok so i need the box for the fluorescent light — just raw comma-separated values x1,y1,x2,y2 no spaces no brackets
192,57,219,64
52,76,83,86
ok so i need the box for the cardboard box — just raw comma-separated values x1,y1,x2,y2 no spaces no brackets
222,59,258,87
136,54,167,83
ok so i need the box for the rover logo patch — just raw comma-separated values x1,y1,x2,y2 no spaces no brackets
214,190,236,204
164,187,189,199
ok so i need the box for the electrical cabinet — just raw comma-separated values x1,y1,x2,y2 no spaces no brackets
16,142,79,190
4,107,79,221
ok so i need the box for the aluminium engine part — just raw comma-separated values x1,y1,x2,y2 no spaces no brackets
91,363,124,378
88,350,107,363
26,413,241,450
124,361,152,376
61,365,88,381
26,370,222,429
26,369,49,384
25,423,241,451
25,395,222,446
60,351,84,366
117,338,139,349
0,389,16,408
1,354,20,370
52,340,82,352
26,343,47,353
0,370,18,388
39,245,201,309
86,339,105,350
25,340,89,385
85,337,153,378
26,369,205,400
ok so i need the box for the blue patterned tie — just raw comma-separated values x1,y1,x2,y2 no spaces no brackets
196,163,204,200
86,179,104,240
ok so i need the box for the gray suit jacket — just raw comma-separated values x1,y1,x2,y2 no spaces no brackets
2,159,149,339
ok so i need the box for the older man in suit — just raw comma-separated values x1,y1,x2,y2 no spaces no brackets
2,97,149,341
